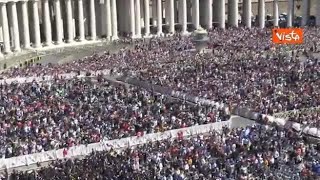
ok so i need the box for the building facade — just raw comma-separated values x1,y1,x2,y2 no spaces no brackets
0,0,319,55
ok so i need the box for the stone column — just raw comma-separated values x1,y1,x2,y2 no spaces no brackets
9,2,20,51
152,0,157,26
111,0,118,39
165,0,170,25
243,0,251,28
89,0,96,40
169,0,174,33
181,0,187,34
217,0,225,29
192,0,199,29
287,0,293,27
206,0,212,29
302,0,310,26
21,1,30,49
43,0,52,46
66,0,74,42
178,0,183,24
273,0,279,27
156,0,162,35
78,0,85,41
32,0,41,48
105,0,112,38
144,0,150,36
317,0,320,26
135,0,141,37
130,0,136,36
0,3,11,53
258,0,265,28
228,0,238,27
54,0,63,44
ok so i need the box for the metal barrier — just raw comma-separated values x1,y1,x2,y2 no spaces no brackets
273,106,320,120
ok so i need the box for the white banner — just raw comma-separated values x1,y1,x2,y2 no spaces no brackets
0,118,244,170
0,69,112,84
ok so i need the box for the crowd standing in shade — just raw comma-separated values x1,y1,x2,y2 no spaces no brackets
10,124,320,180
0,76,227,158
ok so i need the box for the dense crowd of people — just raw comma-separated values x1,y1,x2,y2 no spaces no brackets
1,28,319,116
10,124,320,179
0,26,319,179
0,76,227,158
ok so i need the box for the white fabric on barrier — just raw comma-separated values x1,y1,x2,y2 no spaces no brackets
0,69,112,84
292,123,301,131
0,119,232,170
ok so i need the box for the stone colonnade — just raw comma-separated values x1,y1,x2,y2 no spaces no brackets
0,0,319,55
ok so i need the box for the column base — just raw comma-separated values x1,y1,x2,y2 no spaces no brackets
181,31,190,36
135,34,142,38
143,34,152,38
12,48,21,52
44,42,53,47
167,32,175,36
66,39,74,43
132,35,141,39
89,37,97,41
78,36,86,42
24,45,31,50
156,32,164,37
33,45,42,49
55,41,63,45
111,36,119,41
3,50,12,55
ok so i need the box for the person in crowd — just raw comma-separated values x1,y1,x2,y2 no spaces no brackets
0,77,227,158
9,124,320,179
